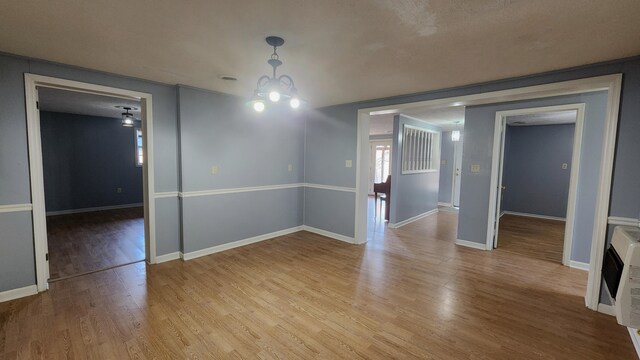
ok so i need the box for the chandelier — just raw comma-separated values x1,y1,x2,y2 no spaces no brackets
121,107,135,127
251,36,301,112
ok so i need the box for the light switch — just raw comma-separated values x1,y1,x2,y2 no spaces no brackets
562,163,568,170
116,187,122,193
288,164,293,172
211,165,219,175
345,160,352,168
471,164,480,173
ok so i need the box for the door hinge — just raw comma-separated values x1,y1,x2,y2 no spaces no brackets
36,101,39,109
45,253,49,261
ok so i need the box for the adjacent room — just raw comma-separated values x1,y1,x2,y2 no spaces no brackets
1,1,640,359
38,88,146,280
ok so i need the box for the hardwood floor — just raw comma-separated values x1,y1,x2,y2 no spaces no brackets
1,212,634,359
497,214,565,264
46,207,145,280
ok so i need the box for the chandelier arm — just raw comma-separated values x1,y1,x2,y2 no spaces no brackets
256,75,271,91
278,75,295,92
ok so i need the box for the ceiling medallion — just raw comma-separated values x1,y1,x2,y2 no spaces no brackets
250,36,301,112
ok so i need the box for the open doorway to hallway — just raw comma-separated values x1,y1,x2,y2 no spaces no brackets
37,88,146,281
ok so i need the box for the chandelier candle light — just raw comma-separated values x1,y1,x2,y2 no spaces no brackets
251,36,301,112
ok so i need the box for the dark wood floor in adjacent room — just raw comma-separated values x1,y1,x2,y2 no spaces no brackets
46,207,145,280
497,214,565,264
0,212,634,359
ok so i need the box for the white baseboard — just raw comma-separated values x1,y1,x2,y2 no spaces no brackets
437,202,452,207
455,239,488,250
569,260,590,271
301,225,356,244
388,208,438,229
156,251,181,263
597,303,615,316
0,285,38,303
628,327,640,360
501,211,565,222
499,211,505,218
46,203,143,216
182,226,303,261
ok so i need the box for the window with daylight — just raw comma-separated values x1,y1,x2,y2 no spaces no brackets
135,128,143,166
401,125,439,174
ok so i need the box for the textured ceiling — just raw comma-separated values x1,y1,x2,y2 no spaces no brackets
506,110,577,126
38,87,141,119
1,1,639,107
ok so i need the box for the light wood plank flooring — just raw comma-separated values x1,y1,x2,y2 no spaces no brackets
46,207,145,280
497,214,565,264
1,212,634,359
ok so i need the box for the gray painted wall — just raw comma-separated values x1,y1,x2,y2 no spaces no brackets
177,86,305,253
501,124,575,218
40,112,143,212
439,131,455,204
459,92,607,265
389,115,441,224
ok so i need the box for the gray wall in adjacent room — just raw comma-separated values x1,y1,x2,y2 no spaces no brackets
459,92,607,265
0,53,180,293
439,131,455,204
501,124,575,218
389,115,441,224
40,111,143,212
177,86,305,253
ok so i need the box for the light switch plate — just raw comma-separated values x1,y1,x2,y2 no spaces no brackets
441,160,447,165
211,165,219,175
288,164,293,172
345,160,352,168
562,163,568,170
471,164,480,173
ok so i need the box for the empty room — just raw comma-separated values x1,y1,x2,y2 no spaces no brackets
1,1,640,359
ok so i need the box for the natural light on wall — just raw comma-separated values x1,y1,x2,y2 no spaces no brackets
451,130,461,142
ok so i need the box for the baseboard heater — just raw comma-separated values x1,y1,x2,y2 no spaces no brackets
603,225,640,357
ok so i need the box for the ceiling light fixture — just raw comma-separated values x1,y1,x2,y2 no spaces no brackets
251,36,301,112
121,107,135,127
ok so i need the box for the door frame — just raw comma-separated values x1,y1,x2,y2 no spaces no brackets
24,73,156,292
451,139,462,207
490,104,585,267
354,74,622,310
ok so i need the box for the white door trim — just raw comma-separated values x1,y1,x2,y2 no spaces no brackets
489,103,585,265
354,74,623,311
24,73,157,292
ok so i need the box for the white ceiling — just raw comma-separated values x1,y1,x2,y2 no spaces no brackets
369,105,465,135
506,110,577,126
1,1,639,107
38,87,141,119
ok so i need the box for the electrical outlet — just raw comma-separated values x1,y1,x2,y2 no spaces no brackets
288,164,293,172
345,160,352,168
116,187,122,193
471,164,480,173
211,165,219,175
441,160,447,165
562,163,568,170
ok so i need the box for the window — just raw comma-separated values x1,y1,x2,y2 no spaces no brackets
401,124,439,174
135,128,143,166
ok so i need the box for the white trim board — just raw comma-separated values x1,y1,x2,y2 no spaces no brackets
24,73,157,293
388,208,438,229
177,183,357,199
156,252,181,264
501,211,566,222
182,226,303,261
304,183,357,193
569,261,590,271
301,225,356,244
0,285,38,303
437,202,453,207
628,327,640,360
455,239,489,250
154,191,180,199
597,303,615,316
0,203,33,214
608,216,640,227
46,203,143,216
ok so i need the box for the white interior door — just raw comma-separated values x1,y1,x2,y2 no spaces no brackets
368,141,392,194
452,141,463,207
493,119,507,248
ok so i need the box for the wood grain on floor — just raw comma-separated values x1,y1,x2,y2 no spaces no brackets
0,211,633,359
497,214,565,264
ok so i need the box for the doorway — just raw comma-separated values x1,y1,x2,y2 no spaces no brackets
38,88,146,280
452,133,463,208
24,74,156,291
492,107,582,266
